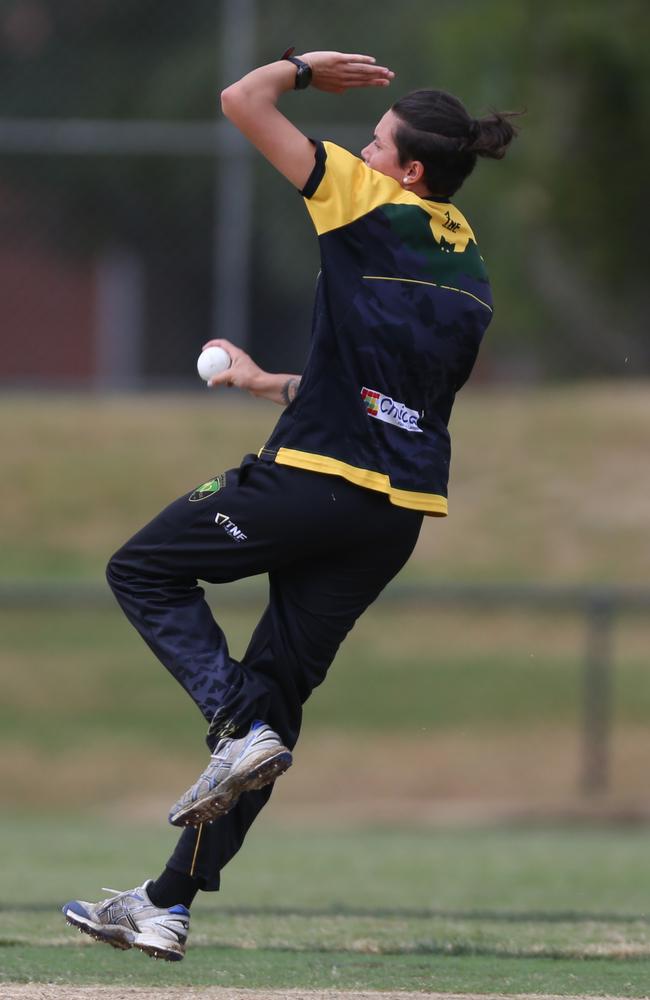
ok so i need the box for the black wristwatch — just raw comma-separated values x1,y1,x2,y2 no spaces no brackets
281,46,312,90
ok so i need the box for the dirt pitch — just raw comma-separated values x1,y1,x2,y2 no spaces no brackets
0,988,635,1000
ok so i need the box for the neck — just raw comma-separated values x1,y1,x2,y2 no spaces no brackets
403,180,432,198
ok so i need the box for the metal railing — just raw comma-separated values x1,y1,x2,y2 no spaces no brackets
2,578,648,796
385,582,650,796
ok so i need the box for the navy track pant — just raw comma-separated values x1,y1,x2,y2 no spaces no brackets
106,454,422,890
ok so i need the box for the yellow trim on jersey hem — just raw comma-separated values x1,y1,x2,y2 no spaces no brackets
269,447,448,516
363,275,493,313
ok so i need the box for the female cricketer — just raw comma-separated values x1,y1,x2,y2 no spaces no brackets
62,48,518,960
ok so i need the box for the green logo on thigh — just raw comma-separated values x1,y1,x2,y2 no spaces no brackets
189,472,226,502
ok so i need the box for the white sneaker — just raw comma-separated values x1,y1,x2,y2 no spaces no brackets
169,720,292,827
62,880,190,961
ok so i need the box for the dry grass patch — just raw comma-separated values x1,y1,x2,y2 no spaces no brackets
5,728,650,822
2,384,650,581
0,988,641,1000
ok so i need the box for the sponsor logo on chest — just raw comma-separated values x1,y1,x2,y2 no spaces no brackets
361,387,422,433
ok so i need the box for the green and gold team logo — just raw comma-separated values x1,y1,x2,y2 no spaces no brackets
189,472,226,502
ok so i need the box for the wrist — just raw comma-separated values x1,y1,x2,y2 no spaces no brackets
248,368,275,399
273,58,303,93
281,47,312,90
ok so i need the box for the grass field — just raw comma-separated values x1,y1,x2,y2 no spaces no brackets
3,601,650,994
4,818,650,994
2,385,650,995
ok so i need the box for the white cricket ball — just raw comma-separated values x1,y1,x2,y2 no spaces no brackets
197,346,232,381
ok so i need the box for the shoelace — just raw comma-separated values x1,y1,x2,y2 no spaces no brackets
211,726,261,762
210,737,238,765
100,886,139,906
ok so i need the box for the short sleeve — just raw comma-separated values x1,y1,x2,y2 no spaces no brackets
300,140,328,199
301,140,402,236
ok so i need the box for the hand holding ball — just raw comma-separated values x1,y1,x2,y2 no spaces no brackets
197,346,232,382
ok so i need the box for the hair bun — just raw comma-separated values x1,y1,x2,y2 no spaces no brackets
468,110,521,159
467,119,481,142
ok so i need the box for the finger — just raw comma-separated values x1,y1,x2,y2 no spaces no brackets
347,63,394,76
348,69,394,81
202,337,237,352
207,370,233,388
345,75,394,89
339,53,377,64
346,79,393,90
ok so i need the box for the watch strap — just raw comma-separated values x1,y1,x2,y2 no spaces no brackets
281,47,312,90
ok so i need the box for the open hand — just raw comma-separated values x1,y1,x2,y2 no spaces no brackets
298,51,395,94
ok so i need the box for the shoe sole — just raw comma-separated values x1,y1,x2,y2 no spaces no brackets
134,934,185,962
63,909,184,962
64,908,133,951
170,748,292,827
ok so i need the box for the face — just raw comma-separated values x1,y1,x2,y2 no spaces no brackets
361,109,404,183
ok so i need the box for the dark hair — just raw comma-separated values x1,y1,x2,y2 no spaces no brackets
391,89,521,197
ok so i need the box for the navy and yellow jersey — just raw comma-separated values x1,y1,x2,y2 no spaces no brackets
260,140,493,516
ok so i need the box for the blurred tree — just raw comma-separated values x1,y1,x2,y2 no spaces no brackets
531,1,649,373
423,0,649,374
0,0,648,378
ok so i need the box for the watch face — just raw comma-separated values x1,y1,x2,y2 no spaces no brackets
294,62,312,90
284,54,312,90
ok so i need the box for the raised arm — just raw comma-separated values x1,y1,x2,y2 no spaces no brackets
220,51,394,191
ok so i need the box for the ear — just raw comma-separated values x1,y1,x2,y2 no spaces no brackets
401,160,425,186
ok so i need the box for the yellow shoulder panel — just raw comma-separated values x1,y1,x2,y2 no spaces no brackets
304,142,405,235
304,142,477,252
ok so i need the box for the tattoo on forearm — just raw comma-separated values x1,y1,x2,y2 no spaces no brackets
281,377,301,406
